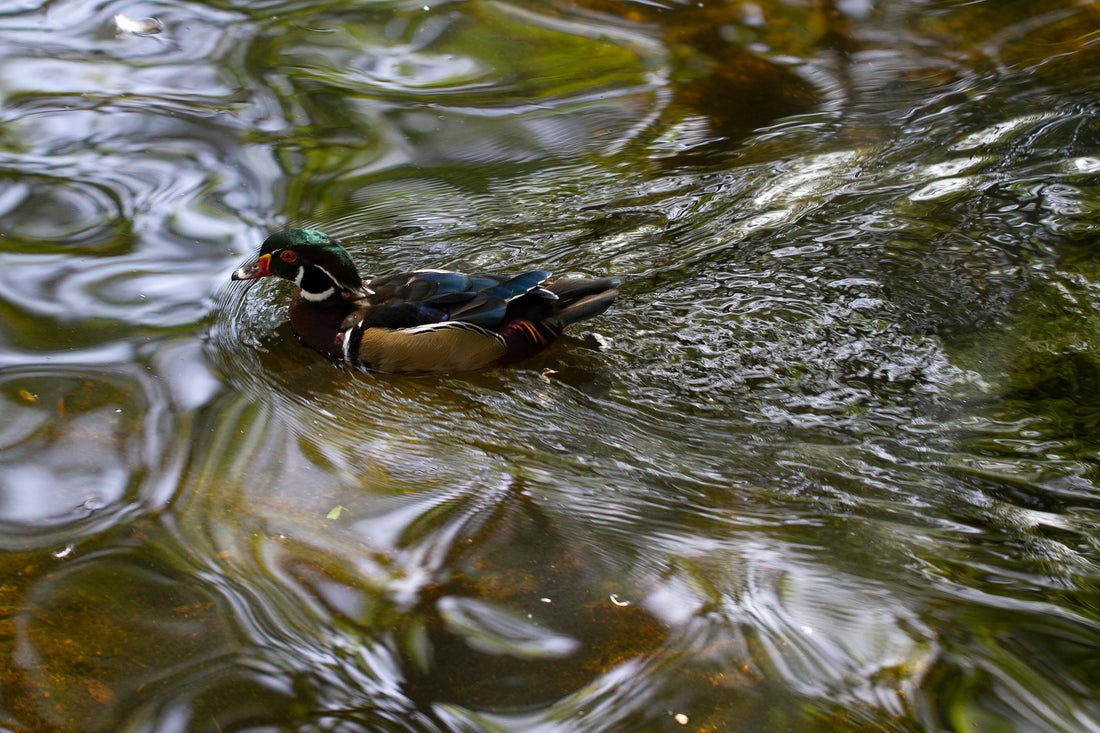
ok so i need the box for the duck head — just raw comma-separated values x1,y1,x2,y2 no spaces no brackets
232,229,366,302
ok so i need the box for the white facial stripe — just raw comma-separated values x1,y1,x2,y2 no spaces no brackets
316,264,359,293
290,260,354,299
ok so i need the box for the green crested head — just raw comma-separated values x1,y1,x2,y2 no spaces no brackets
233,228,364,301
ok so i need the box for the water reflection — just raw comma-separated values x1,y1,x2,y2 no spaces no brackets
0,364,172,549
2,0,1100,730
13,541,238,730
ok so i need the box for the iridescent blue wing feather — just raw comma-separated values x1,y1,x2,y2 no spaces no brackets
481,270,553,301
447,270,553,328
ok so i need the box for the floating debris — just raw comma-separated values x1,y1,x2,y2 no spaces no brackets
326,505,347,520
52,544,75,560
114,13,163,37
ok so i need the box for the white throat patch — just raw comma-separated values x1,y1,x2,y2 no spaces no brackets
294,264,337,301
299,287,335,302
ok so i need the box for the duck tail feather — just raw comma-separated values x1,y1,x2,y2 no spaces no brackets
555,288,619,326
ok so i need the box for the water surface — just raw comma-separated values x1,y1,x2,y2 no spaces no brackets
2,0,1100,731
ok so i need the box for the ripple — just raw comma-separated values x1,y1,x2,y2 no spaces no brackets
0,0,248,62
0,177,127,251
347,50,493,92
0,108,265,330
1068,156,1100,173
0,363,173,549
909,176,978,203
949,113,1060,152
258,3,671,164
5,0,1100,730
0,253,226,329
13,545,239,731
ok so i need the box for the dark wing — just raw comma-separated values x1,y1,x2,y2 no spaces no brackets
351,269,555,331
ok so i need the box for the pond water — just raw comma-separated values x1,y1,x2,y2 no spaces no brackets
2,0,1100,730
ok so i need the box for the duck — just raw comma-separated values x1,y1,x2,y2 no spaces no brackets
231,229,620,374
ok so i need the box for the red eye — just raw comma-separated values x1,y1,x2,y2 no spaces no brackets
280,250,297,263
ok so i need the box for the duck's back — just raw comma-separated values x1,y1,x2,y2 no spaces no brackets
355,269,556,331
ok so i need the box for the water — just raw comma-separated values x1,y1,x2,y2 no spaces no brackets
2,0,1100,730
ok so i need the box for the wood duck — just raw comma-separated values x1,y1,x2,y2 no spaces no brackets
232,229,620,374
